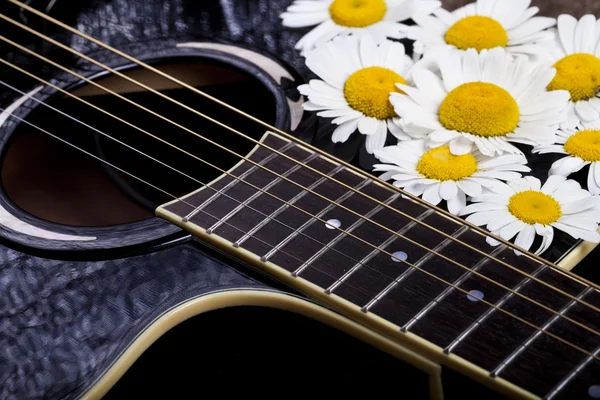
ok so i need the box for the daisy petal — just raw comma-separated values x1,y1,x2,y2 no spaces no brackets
514,224,535,252
465,210,501,226
331,119,360,143
500,219,527,241
447,190,466,215
550,156,587,176
575,101,600,122
524,176,542,191
460,202,506,215
488,212,518,231
541,174,567,195
457,179,482,198
423,183,442,205
388,119,411,140
594,162,600,189
534,224,554,255
588,165,600,195
449,136,473,155
439,180,458,201
365,121,388,153
557,14,578,54
559,216,599,232
574,14,596,53
358,117,380,135
552,222,600,242
562,196,600,214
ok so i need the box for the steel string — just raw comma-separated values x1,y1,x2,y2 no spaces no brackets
0,63,599,362
7,0,596,289
0,29,599,333
2,7,598,313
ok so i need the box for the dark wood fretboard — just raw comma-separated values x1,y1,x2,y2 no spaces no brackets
158,132,600,400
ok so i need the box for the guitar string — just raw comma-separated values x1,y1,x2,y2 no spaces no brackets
9,0,597,294
1,65,600,362
0,104,387,302
2,10,599,314
2,104,599,365
0,28,598,326
2,48,599,343
0,78,421,304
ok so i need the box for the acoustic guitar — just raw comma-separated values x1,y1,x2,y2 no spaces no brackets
0,1,599,399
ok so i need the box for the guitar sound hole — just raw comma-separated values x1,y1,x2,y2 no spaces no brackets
1,58,277,227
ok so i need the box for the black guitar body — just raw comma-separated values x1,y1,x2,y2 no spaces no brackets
0,1,598,399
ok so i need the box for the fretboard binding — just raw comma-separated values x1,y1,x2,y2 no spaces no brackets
361,224,468,313
260,177,373,262
206,152,319,234
325,208,434,295
233,165,345,248
402,243,505,333
292,193,400,278
545,340,600,399
490,286,594,378
182,141,295,222
445,263,548,356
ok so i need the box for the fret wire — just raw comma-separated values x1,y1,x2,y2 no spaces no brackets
2,23,600,363
325,209,434,295
234,165,345,248
361,226,469,313
183,142,295,223
4,13,598,320
445,263,548,355
292,193,400,277
0,80,425,308
402,244,507,333
0,80,432,313
546,342,600,399
0,108,388,303
2,31,599,337
10,0,572,280
260,178,372,262
491,286,596,378
205,152,319,234
0,66,498,336
3,69,600,365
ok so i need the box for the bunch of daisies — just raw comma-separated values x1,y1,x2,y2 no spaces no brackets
280,0,600,256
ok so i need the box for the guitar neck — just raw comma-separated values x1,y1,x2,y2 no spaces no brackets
156,131,600,400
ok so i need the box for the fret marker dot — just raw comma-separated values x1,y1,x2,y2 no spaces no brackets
589,385,600,398
325,219,341,229
467,290,484,302
392,251,408,262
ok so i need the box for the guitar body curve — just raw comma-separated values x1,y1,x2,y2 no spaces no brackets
0,1,599,400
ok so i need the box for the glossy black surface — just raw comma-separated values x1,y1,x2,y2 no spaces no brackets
0,1,598,399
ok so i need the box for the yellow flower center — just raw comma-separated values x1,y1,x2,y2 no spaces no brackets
445,16,508,52
329,0,386,27
439,82,520,137
344,66,407,120
416,145,478,181
563,129,600,162
547,53,600,102
508,191,562,226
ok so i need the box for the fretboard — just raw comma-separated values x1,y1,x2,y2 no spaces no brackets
157,132,600,400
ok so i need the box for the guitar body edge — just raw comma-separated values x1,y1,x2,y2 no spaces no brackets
80,288,443,400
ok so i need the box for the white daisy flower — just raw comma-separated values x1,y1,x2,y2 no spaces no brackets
460,175,600,256
533,126,600,195
280,0,441,53
389,47,571,157
531,14,600,129
407,0,556,59
298,35,415,154
373,139,530,214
